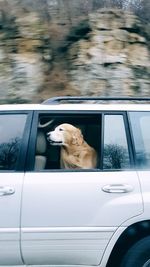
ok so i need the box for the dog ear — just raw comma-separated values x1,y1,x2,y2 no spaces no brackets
72,128,83,146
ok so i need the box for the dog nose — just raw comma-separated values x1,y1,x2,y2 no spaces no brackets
47,132,51,141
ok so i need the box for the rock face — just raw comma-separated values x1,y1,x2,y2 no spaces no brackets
0,8,149,103
0,11,47,103
67,9,150,97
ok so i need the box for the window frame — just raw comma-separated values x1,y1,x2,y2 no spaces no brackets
26,110,134,172
26,110,102,171
0,110,33,172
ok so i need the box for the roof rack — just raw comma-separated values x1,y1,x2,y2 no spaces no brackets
42,96,150,105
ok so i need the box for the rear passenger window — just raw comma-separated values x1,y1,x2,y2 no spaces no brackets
0,114,27,170
35,114,101,170
103,115,130,169
34,113,132,171
129,112,150,169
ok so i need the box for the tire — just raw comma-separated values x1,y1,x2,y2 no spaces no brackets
120,236,150,267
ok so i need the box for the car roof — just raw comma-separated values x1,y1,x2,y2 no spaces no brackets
1,97,150,112
0,103,150,112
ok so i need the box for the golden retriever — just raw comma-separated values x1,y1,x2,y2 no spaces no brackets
47,123,97,169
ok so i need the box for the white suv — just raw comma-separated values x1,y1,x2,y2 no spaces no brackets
1,96,150,267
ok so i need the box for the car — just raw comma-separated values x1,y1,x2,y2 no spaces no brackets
1,96,150,267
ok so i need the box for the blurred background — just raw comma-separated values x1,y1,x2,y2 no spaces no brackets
0,0,149,103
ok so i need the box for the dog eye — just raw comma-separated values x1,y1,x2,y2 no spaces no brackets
59,128,63,131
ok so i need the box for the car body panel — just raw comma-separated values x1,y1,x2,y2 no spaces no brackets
21,171,142,265
0,173,24,265
0,101,149,266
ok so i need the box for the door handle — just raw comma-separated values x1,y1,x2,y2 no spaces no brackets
0,186,15,196
102,184,133,193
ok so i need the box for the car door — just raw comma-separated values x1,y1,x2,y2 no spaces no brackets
128,111,150,222
21,111,143,266
0,111,32,265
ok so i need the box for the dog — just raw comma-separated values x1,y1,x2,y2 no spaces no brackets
47,123,97,169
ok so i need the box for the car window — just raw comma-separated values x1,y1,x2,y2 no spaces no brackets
34,113,132,171
34,114,101,170
129,112,150,168
103,115,130,169
0,114,27,170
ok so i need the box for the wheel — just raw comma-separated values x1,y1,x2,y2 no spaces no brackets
120,236,150,267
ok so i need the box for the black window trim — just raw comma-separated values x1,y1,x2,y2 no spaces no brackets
0,110,33,172
123,111,135,168
26,110,102,171
127,111,137,167
26,110,39,171
26,110,135,173
26,110,135,172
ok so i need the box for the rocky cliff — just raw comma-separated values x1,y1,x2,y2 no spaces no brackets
0,7,149,103
66,9,150,97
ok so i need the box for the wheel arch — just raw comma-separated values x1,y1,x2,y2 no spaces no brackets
106,220,150,267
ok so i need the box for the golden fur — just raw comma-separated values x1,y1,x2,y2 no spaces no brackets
47,123,97,169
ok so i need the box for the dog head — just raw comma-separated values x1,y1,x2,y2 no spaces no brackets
47,123,83,147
